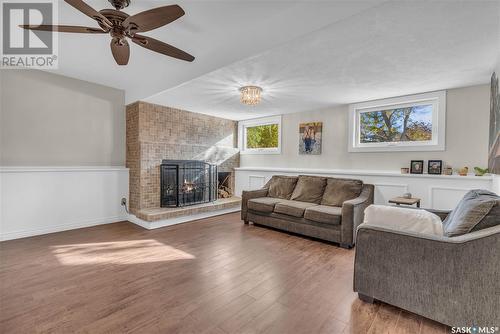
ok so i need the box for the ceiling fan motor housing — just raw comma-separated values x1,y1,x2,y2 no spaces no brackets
108,0,130,10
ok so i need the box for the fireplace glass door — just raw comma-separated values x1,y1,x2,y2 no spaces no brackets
161,160,217,207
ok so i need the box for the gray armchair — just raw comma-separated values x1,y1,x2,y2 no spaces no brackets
354,209,500,327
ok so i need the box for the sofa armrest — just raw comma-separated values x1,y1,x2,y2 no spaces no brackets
354,224,500,326
340,184,374,246
241,188,269,221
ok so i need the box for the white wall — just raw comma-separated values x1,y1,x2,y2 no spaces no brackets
0,167,129,241
0,70,125,166
240,85,490,171
0,70,128,240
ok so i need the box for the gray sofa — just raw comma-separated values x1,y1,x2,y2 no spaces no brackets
354,192,500,327
241,175,374,248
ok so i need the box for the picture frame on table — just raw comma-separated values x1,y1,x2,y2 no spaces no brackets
428,160,443,175
410,160,424,174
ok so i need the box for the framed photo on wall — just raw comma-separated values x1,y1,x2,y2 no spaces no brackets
428,160,443,174
410,160,424,174
299,122,322,155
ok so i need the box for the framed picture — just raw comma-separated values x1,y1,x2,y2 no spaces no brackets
299,122,322,155
410,160,424,174
428,160,443,175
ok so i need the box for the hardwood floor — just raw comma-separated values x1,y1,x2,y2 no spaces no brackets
0,212,449,334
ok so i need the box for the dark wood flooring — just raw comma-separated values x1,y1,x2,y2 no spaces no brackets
0,212,449,333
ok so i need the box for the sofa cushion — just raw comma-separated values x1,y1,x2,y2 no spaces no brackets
248,197,283,213
321,178,363,207
443,189,500,237
290,175,327,204
304,205,342,225
274,200,318,218
267,176,298,199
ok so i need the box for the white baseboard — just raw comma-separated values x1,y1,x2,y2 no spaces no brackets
0,215,128,241
128,207,241,230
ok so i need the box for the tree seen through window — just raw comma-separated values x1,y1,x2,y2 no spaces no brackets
360,105,432,143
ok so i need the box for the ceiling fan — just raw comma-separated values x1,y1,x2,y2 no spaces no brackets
21,0,195,65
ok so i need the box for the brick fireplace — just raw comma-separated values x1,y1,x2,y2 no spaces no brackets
126,101,239,214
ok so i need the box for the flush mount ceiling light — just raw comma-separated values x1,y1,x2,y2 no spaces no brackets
239,86,263,106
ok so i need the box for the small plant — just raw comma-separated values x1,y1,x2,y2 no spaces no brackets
473,167,489,176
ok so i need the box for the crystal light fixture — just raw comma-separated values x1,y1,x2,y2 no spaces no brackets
239,86,262,106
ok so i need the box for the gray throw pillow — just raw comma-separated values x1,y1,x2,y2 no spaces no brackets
321,178,363,207
267,175,298,200
290,175,327,204
443,189,499,237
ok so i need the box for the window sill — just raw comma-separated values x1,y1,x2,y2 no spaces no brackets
239,149,281,155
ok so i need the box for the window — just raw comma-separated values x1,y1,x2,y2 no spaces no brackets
238,115,281,154
348,91,446,152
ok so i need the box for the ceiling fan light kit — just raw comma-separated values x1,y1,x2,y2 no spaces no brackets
240,86,263,106
21,0,194,66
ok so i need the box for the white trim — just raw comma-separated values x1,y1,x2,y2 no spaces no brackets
348,90,446,152
234,167,493,180
0,166,129,173
128,207,241,230
238,115,282,155
0,215,128,241
373,183,409,192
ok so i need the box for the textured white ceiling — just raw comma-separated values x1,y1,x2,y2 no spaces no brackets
48,0,383,103
145,1,500,120
49,1,500,120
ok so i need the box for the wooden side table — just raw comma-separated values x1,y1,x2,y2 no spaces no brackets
389,197,421,208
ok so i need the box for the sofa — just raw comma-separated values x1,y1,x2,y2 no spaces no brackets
241,175,374,248
354,190,500,327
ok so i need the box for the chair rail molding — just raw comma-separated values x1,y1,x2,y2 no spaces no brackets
235,167,493,210
0,166,129,241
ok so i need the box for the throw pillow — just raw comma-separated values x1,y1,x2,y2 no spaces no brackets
290,175,327,204
363,205,443,236
443,189,499,237
267,175,298,199
321,178,363,207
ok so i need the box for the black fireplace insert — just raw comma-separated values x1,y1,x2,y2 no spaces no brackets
160,160,217,207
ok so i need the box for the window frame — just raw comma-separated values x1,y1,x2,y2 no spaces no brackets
238,115,282,155
348,90,446,152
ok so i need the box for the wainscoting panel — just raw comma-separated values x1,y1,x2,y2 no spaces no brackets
429,187,472,210
248,175,267,190
0,167,129,241
235,167,494,210
372,183,409,205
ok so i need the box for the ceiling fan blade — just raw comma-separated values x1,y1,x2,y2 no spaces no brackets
64,0,112,29
131,34,194,62
20,25,107,33
123,5,184,33
110,38,130,65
